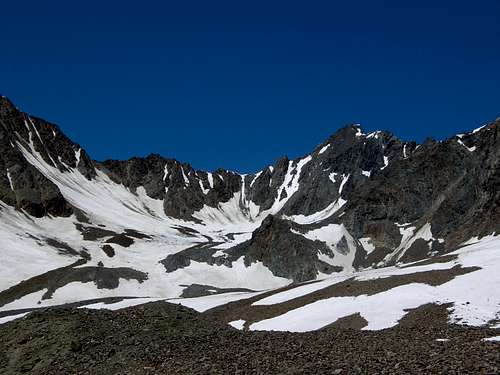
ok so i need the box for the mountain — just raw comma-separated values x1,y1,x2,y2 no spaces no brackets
0,94,500,338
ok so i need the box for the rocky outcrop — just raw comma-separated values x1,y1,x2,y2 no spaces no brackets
236,215,343,281
342,120,500,258
0,96,95,217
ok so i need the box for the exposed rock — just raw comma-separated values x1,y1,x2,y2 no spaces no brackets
101,244,116,257
231,215,343,282
180,284,255,298
0,96,95,217
0,302,498,374
105,234,134,248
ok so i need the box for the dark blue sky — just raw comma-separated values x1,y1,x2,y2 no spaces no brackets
1,1,499,172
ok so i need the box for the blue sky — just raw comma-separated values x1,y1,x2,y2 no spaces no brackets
1,0,499,172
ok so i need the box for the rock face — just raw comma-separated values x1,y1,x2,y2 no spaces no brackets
231,215,342,282
99,155,242,220
0,96,95,217
341,125,500,256
1,93,500,282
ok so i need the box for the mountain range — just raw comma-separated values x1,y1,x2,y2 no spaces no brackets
0,94,499,338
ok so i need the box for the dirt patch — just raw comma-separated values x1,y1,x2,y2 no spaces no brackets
398,303,453,329
180,284,255,298
324,313,368,330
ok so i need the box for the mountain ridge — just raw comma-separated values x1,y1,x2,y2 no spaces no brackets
1,93,500,325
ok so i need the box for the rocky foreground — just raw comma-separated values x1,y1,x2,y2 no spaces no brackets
0,302,499,374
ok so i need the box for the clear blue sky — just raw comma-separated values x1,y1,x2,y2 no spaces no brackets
1,0,499,172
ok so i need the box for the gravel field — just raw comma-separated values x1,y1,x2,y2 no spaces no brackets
1,301,499,374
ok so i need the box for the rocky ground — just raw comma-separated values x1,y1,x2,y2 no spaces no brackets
0,302,499,374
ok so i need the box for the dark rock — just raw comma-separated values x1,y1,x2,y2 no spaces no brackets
70,340,82,352
105,235,134,248
0,96,96,217
101,245,115,258
231,215,343,282
179,284,255,298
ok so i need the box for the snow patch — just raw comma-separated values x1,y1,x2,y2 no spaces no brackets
248,236,500,332
299,224,356,271
457,139,476,152
229,319,246,330
318,144,330,154
169,291,267,313
207,173,214,188
381,156,389,170
329,172,337,184
181,167,190,186
483,336,500,342
249,171,262,188
199,179,210,194
359,237,375,255
6,169,14,190
0,312,28,325
75,148,82,167
472,125,487,134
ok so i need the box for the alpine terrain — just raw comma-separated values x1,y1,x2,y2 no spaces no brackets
0,94,499,374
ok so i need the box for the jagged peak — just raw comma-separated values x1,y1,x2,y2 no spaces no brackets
315,125,400,155
0,94,14,107
326,124,400,143
470,119,499,135
332,124,364,137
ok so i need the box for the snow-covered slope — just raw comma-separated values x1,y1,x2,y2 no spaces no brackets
247,236,500,331
1,95,500,333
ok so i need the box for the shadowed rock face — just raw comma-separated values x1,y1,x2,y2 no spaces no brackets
230,215,343,282
98,154,244,220
342,125,500,253
1,94,500,271
0,97,95,217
